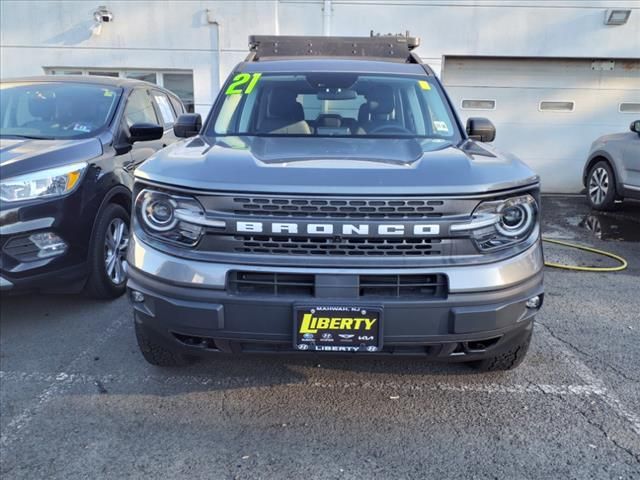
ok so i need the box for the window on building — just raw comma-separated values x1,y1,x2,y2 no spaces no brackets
47,69,82,75
125,72,158,84
44,68,193,112
124,89,158,127
162,73,194,113
619,103,640,114
461,99,496,110
540,101,574,112
88,71,119,78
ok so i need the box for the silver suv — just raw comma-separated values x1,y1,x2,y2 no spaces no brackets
126,35,544,372
584,120,640,210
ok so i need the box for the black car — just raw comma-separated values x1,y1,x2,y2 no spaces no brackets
0,76,184,297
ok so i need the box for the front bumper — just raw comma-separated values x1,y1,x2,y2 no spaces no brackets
0,193,91,293
127,234,544,360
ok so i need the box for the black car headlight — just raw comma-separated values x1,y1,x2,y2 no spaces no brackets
451,194,538,252
135,189,208,246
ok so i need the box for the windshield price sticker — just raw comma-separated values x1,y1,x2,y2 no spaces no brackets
225,73,262,95
418,80,431,90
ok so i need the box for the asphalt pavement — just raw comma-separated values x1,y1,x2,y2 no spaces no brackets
1,196,639,479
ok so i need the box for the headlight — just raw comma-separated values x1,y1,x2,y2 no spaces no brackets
451,194,538,251
135,189,216,246
0,162,87,203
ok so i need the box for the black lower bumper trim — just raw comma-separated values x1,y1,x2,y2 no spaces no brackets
1,263,88,294
128,266,542,361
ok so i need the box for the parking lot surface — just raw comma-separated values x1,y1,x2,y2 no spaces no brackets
1,196,639,479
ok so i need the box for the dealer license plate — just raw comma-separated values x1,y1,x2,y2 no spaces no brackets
294,306,382,353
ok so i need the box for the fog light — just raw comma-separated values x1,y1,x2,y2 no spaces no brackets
526,296,541,309
29,232,67,258
131,290,145,303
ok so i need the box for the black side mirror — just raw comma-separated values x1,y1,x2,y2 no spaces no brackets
174,113,202,138
630,120,640,134
129,123,164,143
466,117,496,143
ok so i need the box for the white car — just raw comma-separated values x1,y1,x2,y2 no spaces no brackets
583,120,640,210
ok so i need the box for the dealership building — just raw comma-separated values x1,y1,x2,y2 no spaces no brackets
1,0,639,192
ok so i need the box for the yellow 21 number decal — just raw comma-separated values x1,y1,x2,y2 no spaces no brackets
225,73,262,95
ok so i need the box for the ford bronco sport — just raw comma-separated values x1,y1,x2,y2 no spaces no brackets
127,35,544,371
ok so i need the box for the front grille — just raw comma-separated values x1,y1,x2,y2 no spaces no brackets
234,235,444,256
229,272,315,296
359,274,447,298
195,193,480,261
228,271,448,299
232,196,445,219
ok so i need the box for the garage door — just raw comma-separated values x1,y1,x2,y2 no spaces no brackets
442,57,640,193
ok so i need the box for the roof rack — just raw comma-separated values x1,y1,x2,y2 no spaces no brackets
247,32,422,64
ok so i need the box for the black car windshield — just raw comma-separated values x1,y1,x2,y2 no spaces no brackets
207,72,460,141
0,82,122,139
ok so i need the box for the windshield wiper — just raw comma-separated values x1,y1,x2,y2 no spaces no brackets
0,134,55,140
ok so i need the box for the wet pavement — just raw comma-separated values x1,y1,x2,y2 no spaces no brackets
542,196,640,272
563,200,640,243
1,195,639,479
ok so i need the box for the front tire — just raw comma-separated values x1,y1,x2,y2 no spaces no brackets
84,203,130,299
470,331,532,372
135,321,190,367
587,161,617,211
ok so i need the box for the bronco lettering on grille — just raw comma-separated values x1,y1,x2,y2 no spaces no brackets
236,221,440,236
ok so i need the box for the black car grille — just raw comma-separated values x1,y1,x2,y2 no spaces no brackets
231,196,446,219
229,272,315,296
358,274,448,298
228,271,448,298
234,235,445,256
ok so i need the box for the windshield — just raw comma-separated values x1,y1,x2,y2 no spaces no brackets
0,82,122,140
207,72,460,141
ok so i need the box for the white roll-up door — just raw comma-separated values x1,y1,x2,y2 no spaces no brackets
442,57,640,193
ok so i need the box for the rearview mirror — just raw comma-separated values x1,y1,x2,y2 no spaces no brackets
630,120,640,134
317,89,357,100
466,117,496,143
129,123,164,143
174,113,202,138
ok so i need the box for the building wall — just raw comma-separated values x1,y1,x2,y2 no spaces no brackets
2,0,638,111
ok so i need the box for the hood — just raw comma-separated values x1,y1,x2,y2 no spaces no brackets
594,131,637,145
135,136,539,195
0,137,103,179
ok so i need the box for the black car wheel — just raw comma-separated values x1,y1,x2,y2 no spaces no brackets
135,321,191,367
84,203,130,299
470,331,532,372
587,161,617,211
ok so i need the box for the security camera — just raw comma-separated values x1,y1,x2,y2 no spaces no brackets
94,6,113,23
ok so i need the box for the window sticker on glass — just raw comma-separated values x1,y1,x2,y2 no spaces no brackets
225,73,262,95
418,80,431,90
73,123,92,133
154,94,175,124
433,120,449,133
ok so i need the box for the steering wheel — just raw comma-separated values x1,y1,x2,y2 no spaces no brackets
368,124,413,135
